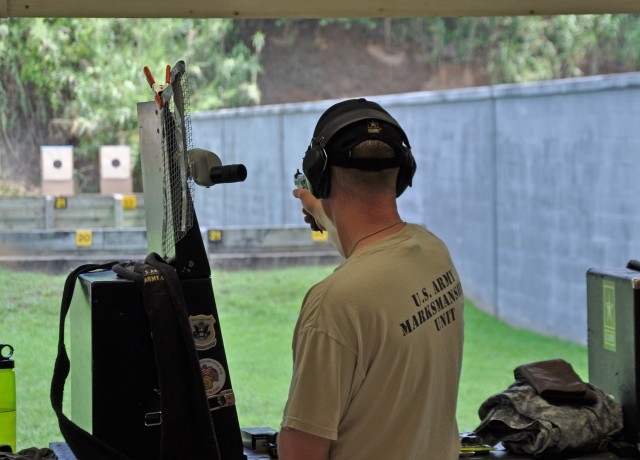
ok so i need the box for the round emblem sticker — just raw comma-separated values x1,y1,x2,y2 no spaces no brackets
200,358,226,396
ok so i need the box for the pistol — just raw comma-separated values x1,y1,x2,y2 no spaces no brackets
294,169,321,232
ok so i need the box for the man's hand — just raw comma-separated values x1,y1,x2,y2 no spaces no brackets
278,427,331,460
292,188,345,258
292,188,327,231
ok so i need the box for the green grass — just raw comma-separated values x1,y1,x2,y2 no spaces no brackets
0,269,69,450
0,265,588,450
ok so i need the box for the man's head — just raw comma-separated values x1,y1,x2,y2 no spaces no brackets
302,98,416,200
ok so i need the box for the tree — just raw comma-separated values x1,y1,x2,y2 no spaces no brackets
0,18,264,192
3,16,640,194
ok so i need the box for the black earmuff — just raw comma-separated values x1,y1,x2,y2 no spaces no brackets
302,104,416,200
302,140,330,199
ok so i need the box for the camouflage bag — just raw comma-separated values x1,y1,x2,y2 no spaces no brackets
474,381,623,456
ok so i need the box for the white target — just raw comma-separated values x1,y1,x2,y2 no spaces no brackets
100,146,131,180
41,146,73,181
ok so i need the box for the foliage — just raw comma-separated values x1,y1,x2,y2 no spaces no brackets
0,175,39,196
3,16,640,192
314,15,640,83
0,18,264,186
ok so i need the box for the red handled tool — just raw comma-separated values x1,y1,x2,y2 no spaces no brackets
143,64,171,108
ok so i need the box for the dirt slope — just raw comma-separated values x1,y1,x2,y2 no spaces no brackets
256,22,489,105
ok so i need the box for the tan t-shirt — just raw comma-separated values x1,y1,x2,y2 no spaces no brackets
282,224,464,459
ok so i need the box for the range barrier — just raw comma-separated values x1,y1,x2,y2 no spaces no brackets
0,226,340,273
0,195,146,231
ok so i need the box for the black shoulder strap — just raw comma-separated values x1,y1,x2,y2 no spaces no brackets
50,261,131,460
114,254,221,460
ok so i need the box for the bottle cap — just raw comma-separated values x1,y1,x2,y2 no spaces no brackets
0,344,14,369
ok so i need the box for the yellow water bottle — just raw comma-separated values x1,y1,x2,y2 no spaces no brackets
0,344,16,453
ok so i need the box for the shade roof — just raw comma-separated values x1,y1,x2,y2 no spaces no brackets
2,0,639,18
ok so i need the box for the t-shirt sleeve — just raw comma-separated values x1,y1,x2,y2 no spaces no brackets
281,326,358,441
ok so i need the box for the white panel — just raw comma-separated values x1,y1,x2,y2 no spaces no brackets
41,146,73,181
100,145,132,179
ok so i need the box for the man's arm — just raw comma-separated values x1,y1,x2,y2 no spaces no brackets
278,427,331,460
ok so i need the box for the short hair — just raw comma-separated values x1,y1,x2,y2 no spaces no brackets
351,139,395,160
334,140,398,195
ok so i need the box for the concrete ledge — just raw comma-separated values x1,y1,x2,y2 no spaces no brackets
0,228,149,256
206,226,333,253
210,250,341,270
0,226,332,256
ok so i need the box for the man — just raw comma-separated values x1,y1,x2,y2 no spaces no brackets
279,98,464,460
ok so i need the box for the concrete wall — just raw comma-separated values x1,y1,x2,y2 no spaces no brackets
191,73,640,344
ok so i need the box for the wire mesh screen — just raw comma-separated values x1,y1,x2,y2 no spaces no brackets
160,62,194,258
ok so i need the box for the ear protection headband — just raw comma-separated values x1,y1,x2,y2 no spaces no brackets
302,105,416,199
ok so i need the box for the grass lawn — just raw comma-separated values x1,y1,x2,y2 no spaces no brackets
0,265,588,451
